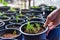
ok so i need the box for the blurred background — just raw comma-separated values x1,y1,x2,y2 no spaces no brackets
0,0,60,9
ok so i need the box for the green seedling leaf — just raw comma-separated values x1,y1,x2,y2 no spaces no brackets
3,2,8,6
13,30,16,35
0,12,3,16
20,13,24,16
35,23,41,31
10,7,16,11
16,15,19,23
33,16,37,18
0,0,2,3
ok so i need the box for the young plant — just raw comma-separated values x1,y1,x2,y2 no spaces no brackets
10,7,16,11
13,30,17,35
20,13,24,16
0,12,7,17
25,22,41,33
35,23,41,31
0,0,8,6
32,6,39,8
16,15,19,23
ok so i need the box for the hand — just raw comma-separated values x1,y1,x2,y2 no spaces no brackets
44,8,60,36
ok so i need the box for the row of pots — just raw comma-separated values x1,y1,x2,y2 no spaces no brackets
0,14,48,40
0,21,48,40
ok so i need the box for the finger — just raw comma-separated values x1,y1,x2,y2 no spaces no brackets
44,17,51,27
48,22,53,27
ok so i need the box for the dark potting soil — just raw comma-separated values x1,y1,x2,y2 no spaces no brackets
11,20,23,23
8,26,20,29
0,18,8,20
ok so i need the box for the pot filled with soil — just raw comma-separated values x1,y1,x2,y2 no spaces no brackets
29,18,44,23
9,19,25,24
21,9,32,16
5,23,21,29
0,29,22,40
20,21,48,40
0,16,11,24
0,21,5,30
0,16,11,25
30,6,41,11
3,11,17,19
14,15,27,23
30,9,41,16
48,6,57,11
0,6,10,12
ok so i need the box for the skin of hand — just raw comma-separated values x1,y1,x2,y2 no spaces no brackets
44,8,60,36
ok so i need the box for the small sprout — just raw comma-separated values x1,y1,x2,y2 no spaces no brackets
33,16,37,18
35,23,41,31
16,15,19,23
0,13,7,17
10,7,16,11
13,30,16,35
20,13,24,16
50,6,54,9
3,15,7,17
0,12,3,16
0,0,8,6
32,6,39,8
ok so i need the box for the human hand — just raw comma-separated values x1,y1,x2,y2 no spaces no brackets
44,8,60,36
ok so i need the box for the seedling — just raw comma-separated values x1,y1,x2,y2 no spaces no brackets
0,12,3,16
20,13,24,16
0,0,8,6
32,6,40,8
13,30,17,35
15,15,19,23
25,22,41,33
0,12,7,17
35,23,41,31
10,7,16,11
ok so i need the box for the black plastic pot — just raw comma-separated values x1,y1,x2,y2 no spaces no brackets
16,16,27,22
5,23,21,29
29,18,44,23
20,21,48,40
3,11,17,19
9,19,25,24
14,8,20,13
30,7,41,11
21,9,32,16
0,29,22,40
30,9,42,16
0,6,10,12
39,4,48,7
48,6,57,11
0,21,5,30
0,16,11,25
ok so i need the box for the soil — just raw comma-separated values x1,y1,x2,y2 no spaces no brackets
11,20,23,23
0,18,8,20
2,33,18,38
9,26,19,29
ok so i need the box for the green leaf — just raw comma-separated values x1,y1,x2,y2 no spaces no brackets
13,30,16,35
10,7,16,11
16,15,19,22
0,12,3,16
